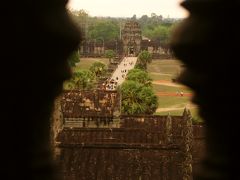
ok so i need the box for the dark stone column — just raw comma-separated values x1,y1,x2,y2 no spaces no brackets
171,0,239,179
1,0,81,179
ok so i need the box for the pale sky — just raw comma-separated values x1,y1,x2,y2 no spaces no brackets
68,0,188,18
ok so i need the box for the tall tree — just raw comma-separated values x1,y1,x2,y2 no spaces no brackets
68,50,80,67
136,50,152,70
89,61,107,78
120,81,158,115
105,50,116,63
126,69,152,86
70,9,89,39
88,20,119,42
68,69,95,90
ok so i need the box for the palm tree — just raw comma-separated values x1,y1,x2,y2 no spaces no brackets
136,50,152,70
120,81,158,115
89,61,107,78
105,50,116,63
126,69,152,86
70,70,95,90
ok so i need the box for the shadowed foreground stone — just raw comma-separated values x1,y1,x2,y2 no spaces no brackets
171,0,240,179
1,0,81,179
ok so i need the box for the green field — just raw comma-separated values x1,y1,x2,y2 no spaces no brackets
63,58,109,89
147,59,201,122
148,59,182,75
152,84,191,93
73,58,109,72
69,58,202,122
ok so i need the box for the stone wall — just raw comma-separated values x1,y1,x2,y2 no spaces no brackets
55,113,206,179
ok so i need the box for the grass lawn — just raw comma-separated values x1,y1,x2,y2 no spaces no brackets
152,84,191,93
73,58,109,72
155,109,190,116
148,59,183,74
148,59,201,121
157,96,191,108
63,58,109,89
149,73,174,81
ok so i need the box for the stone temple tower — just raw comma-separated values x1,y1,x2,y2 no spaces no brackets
121,20,142,56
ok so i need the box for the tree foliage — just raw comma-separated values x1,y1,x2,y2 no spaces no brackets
138,14,163,30
138,13,180,45
105,49,116,63
120,51,158,115
143,24,176,45
89,61,107,78
68,50,80,67
69,10,181,47
126,69,152,86
88,20,119,42
136,50,152,70
68,69,95,90
70,9,89,39
120,81,158,115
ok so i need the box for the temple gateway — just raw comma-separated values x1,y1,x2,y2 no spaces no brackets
79,20,172,59
121,20,142,56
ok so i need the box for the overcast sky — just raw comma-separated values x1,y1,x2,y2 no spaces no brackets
68,0,188,18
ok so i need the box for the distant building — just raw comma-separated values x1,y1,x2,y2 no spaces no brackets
80,20,172,58
121,20,142,56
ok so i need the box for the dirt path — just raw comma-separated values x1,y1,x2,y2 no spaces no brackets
156,107,185,113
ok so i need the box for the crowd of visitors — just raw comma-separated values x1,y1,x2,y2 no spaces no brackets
104,57,137,90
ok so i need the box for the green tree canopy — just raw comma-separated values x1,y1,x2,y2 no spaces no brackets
88,20,119,42
136,50,152,70
89,61,107,78
105,49,116,63
143,24,176,45
120,80,158,115
126,69,152,86
69,10,181,47
68,69,95,90
68,50,80,67
70,9,89,39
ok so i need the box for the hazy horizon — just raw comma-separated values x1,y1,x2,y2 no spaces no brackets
68,0,188,18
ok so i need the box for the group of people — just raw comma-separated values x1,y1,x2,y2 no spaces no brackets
104,58,135,91
176,90,184,96
104,78,118,90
